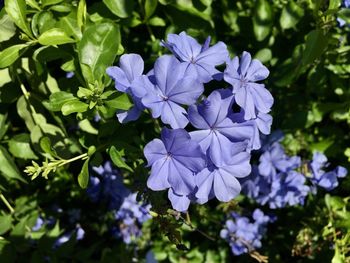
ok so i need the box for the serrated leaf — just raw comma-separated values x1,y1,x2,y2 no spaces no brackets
5,0,33,37
0,44,29,68
61,100,88,115
78,158,89,188
78,22,120,82
109,146,133,172
38,28,76,46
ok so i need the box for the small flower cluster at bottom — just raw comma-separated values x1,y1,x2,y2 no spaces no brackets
87,161,151,244
220,209,272,255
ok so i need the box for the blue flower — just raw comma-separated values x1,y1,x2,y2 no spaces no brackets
32,217,44,232
106,54,146,123
137,55,204,128
115,193,151,244
220,209,271,256
144,128,206,196
195,142,251,202
162,31,229,83
188,89,252,165
224,51,273,120
309,152,348,191
87,161,130,210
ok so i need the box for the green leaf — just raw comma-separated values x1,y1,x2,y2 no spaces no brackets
43,91,77,112
0,214,12,235
79,119,98,134
0,145,24,182
39,136,58,158
302,30,328,65
0,10,16,42
8,133,38,160
0,44,29,69
38,28,76,46
78,22,120,82
78,158,89,188
103,0,134,18
5,0,33,37
329,0,341,10
145,0,158,20
280,1,304,30
77,0,86,31
42,0,64,7
61,100,89,115
253,0,272,41
325,194,346,211
0,113,9,141
148,16,166,26
109,146,133,172
338,8,350,24
104,93,132,110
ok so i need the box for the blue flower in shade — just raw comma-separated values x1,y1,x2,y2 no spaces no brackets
220,209,271,256
338,0,350,26
188,89,251,166
195,142,251,202
53,226,85,248
32,217,44,231
162,31,229,83
224,51,273,120
309,152,348,191
87,162,130,210
136,55,204,128
106,54,145,123
268,171,310,208
258,142,301,178
144,128,206,196
114,193,151,244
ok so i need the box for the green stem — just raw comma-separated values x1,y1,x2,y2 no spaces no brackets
0,193,14,213
57,153,89,167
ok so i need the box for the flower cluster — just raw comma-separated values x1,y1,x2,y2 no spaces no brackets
87,161,151,244
241,134,348,209
309,152,347,191
107,32,274,211
220,209,272,255
114,193,152,244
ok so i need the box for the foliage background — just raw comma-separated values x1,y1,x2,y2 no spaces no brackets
0,0,349,262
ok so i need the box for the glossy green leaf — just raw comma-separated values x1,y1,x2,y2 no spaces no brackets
0,215,12,235
5,0,33,37
0,145,24,182
78,158,89,189
302,30,328,65
78,22,120,82
0,10,16,42
41,0,64,7
280,1,304,30
104,93,132,110
328,0,341,10
38,28,76,46
148,16,166,26
103,0,134,18
61,100,89,115
43,91,77,112
0,44,28,69
39,136,58,158
338,8,350,24
145,0,158,20
109,146,133,172
77,0,86,31
8,133,38,160
253,0,272,41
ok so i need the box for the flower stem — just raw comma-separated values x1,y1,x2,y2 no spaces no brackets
0,193,14,213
